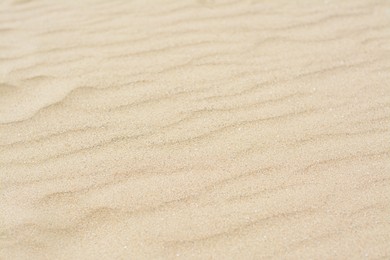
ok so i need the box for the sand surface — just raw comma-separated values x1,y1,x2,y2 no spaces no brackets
1,0,390,259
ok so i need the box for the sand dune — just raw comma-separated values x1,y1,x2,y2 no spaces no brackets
1,0,390,259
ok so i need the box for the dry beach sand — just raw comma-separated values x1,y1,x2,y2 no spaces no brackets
1,0,390,259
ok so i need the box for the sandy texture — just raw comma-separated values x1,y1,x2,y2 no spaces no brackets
1,0,390,259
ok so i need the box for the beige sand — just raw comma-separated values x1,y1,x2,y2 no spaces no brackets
1,0,390,259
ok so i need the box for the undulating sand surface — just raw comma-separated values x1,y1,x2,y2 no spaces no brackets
1,0,390,259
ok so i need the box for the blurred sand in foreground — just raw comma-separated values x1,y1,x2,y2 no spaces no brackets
0,0,390,259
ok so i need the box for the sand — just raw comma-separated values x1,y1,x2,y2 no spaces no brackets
1,0,390,259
